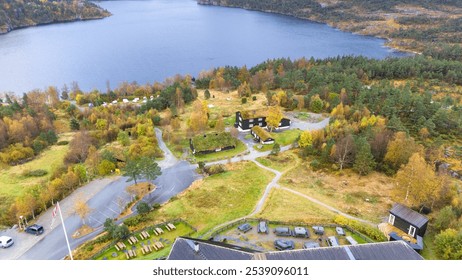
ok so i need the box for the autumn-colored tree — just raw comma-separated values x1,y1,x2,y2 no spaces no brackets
331,103,345,119
237,81,251,97
266,105,283,132
65,131,93,164
298,131,313,148
74,199,92,225
189,100,208,133
394,153,441,209
370,129,393,163
384,132,423,171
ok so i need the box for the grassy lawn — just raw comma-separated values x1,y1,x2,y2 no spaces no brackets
421,233,437,260
279,164,394,223
255,150,301,172
256,188,335,224
255,129,301,151
153,161,273,235
0,140,70,198
94,222,194,260
194,140,247,162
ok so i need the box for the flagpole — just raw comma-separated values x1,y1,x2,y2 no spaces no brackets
57,202,73,260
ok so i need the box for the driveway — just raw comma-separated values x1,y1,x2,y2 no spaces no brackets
1,128,200,260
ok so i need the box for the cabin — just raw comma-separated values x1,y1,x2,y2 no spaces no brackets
388,203,429,238
168,237,424,260
190,132,237,155
235,110,291,132
251,126,274,144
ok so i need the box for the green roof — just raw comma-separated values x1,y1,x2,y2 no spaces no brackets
251,126,273,141
191,132,237,152
240,109,268,120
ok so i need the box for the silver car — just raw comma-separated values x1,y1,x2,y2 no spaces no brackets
0,236,14,248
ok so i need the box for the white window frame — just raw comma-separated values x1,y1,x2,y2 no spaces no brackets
388,214,395,225
408,225,416,237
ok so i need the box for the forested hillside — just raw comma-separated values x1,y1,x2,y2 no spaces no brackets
197,0,462,52
0,0,110,34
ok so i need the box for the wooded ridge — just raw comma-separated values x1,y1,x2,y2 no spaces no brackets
0,0,110,34
197,0,462,53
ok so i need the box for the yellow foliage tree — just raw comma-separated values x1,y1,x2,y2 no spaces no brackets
394,153,441,209
385,132,423,170
266,105,283,132
298,131,313,148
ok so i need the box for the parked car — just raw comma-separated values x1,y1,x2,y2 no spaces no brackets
336,226,345,236
25,224,44,235
237,223,252,233
327,236,339,247
274,239,295,251
274,227,292,236
293,227,310,238
0,236,14,248
303,241,320,249
258,221,268,234
312,226,325,235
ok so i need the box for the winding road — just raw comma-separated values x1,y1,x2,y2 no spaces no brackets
1,114,374,259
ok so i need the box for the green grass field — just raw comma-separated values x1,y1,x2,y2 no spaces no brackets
155,161,274,234
256,150,301,172
0,143,69,198
256,188,335,224
95,222,194,260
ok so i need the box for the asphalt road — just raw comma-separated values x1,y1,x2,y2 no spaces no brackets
15,130,200,260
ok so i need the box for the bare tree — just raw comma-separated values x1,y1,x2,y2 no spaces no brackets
332,134,355,170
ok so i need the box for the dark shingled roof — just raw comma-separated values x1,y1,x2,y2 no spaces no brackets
168,237,423,260
167,237,256,260
390,203,429,228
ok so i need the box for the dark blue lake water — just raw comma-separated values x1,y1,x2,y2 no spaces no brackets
0,0,407,94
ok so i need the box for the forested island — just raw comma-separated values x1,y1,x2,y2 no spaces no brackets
0,0,110,34
197,0,462,53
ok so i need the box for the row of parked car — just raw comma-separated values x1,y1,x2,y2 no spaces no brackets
0,224,44,249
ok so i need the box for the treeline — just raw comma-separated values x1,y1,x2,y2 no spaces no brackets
197,0,462,51
0,0,110,34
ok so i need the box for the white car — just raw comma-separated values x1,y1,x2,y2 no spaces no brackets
0,236,13,248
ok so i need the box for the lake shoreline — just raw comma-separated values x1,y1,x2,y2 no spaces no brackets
196,1,419,55
0,15,111,36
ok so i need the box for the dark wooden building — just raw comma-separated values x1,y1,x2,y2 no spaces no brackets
251,126,274,145
388,203,429,238
235,110,291,132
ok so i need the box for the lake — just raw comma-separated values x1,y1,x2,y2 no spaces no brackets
0,0,407,95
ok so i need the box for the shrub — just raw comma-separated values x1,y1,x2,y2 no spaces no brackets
136,202,151,215
57,141,69,146
0,144,34,165
241,97,247,104
204,89,211,100
204,164,226,175
23,169,48,177
252,96,257,101
334,215,386,242
310,159,321,170
97,160,116,176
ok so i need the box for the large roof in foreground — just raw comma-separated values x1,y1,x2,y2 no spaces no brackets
167,237,423,260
